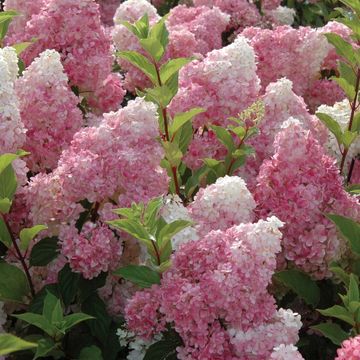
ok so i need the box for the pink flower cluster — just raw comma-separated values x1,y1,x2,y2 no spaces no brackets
241,23,348,110
336,336,360,360
16,50,83,172
112,0,229,92
60,222,122,279
170,35,260,129
126,217,302,359
25,97,169,228
255,121,360,278
8,0,124,113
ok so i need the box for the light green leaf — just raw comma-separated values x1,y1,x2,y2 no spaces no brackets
210,125,235,152
0,262,30,303
0,153,19,174
0,198,11,214
162,141,183,167
316,112,343,144
107,219,152,247
318,305,355,325
0,333,37,356
149,16,169,50
173,120,193,154
12,41,33,55
0,218,12,247
157,220,192,250
325,33,358,65
19,225,48,252
311,323,349,345
61,313,94,331
170,108,205,136
160,58,193,84
140,37,164,62
342,130,358,149
113,265,161,288
13,313,56,336
340,0,360,16
117,51,157,85
339,62,356,87
274,269,320,306
134,13,150,39
144,197,163,230
353,112,360,133
0,165,17,200
330,266,350,285
347,183,360,195
332,76,356,100
326,214,360,255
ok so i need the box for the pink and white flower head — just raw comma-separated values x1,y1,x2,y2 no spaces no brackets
188,176,256,236
0,47,25,154
336,336,360,360
126,217,301,359
14,0,114,101
96,0,121,26
170,35,260,129
270,344,305,359
16,49,83,172
60,222,122,279
255,121,360,278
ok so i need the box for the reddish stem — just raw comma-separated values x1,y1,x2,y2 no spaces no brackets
171,166,181,197
1,214,35,297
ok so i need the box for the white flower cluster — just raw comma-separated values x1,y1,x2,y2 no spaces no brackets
270,344,305,359
267,6,296,25
189,176,256,236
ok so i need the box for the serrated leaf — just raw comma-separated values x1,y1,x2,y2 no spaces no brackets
107,219,152,247
274,269,320,306
0,334,37,356
160,58,193,84
318,305,355,325
117,51,157,85
326,214,360,256
13,313,56,336
62,313,94,332
113,265,161,288
325,33,358,65
170,108,204,136
29,237,59,266
19,225,47,251
0,262,30,303
316,112,343,144
311,323,349,345
140,37,165,62
210,125,235,152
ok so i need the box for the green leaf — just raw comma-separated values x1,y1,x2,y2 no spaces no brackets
13,313,56,336
0,165,17,200
43,291,62,323
140,37,165,62
134,14,150,39
348,274,359,303
145,85,174,107
317,305,355,325
325,33,359,65
157,220,192,251
34,338,57,359
347,183,360,195
149,16,169,50
29,237,59,266
342,130,358,148
79,345,103,360
274,269,320,306
340,0,360,16
173,120,193,154
0,218,12,247
0,334,37,356
58,264,80,307
326,214,360,256
316,112,343,144
0,198,11,214
0,262,30,303
352,112,360,133
12,41,33,55
107,219,152,247
0,10,18,24
113,265,161,288
332,76,356,100
19,225,48,252
144,197,163,230
170,108,205,136
62,313,94,332
162,141,183,167
0,153,19,174
339,62,356,87
210,125,235,152
117,51,157,85
160,58,193,84
144,330,182,360
330,266,350,285
311,323,349,345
